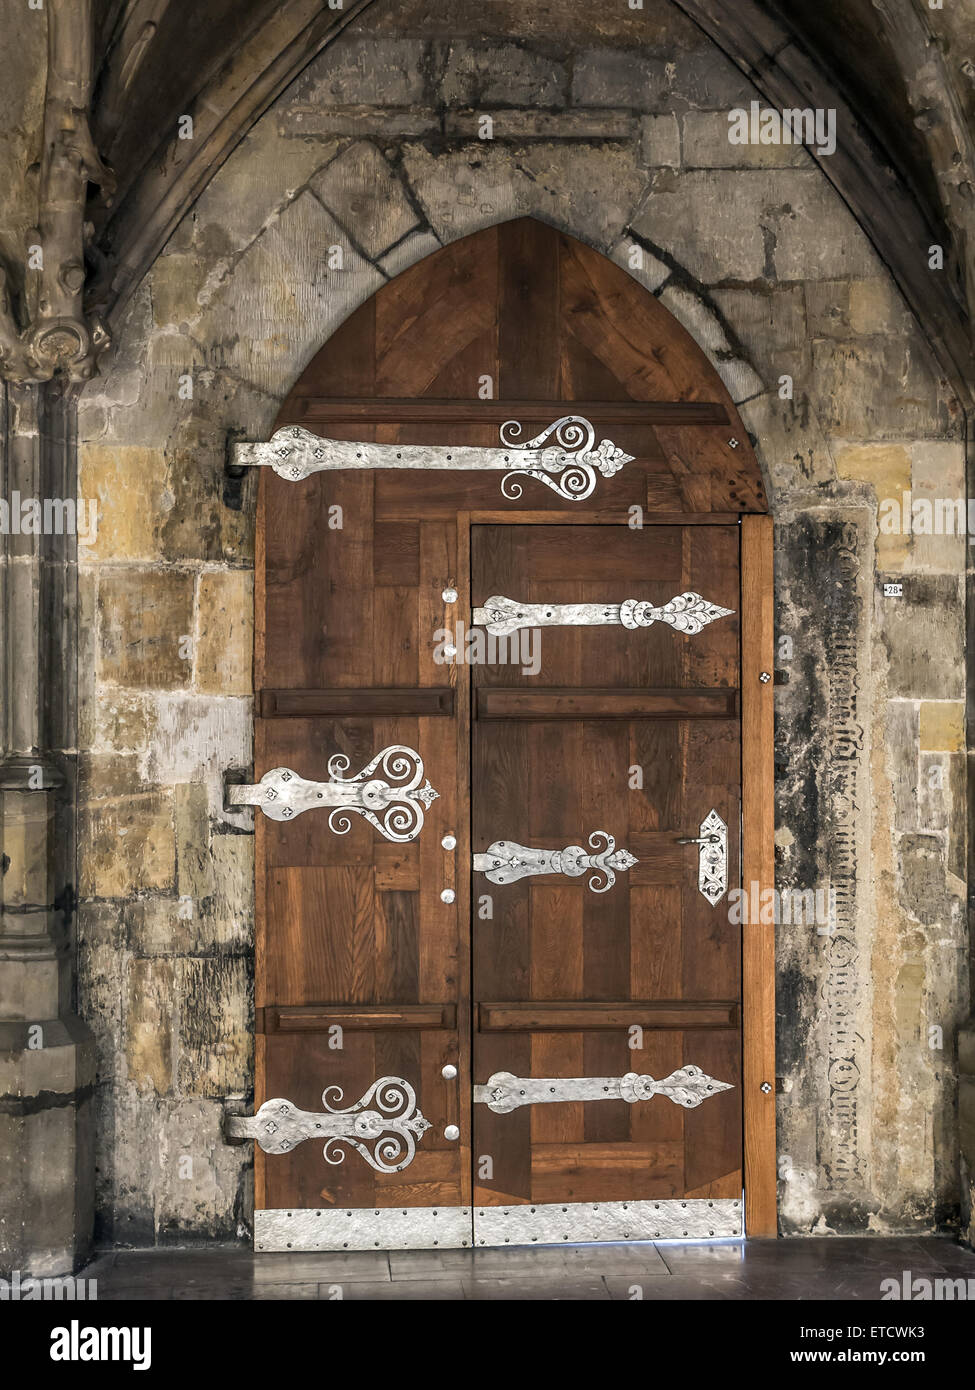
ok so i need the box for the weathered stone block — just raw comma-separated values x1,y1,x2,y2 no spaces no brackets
81,791,176,899
174,957,252,1097
401,141,645,249
442,42,566,106
641,113,681,168
815,337,951,439
125,958,175,1095
98,569,195,690
195,570,253,696
887,700,919,831
79,446,169,561
919,701,965,752
682,110,809,168
203,192,384,399
658,284,763,401
570,47,668,108
631,171,768,281
310,142,421,260
880,574,964,700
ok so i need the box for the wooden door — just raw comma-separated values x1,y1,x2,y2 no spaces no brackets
245,219,774,1250
471,523,742,1243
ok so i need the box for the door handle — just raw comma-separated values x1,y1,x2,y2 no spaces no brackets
675,809,727,906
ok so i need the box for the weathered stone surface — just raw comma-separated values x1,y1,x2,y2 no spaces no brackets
125,958,176,1095
289,38,431,107
98,569,195,689
570,47,670,108
310,142,421,260
442,42,566,106
631,171,769,282
204,192,384,398
610,237,670,295
401,141,646,247
682,110,810,168
195,570,253,696
174,956,252,1097
880,574,965,701
658,284,764,401
816,337,952,439
919,701,965,752
81,791,176,899
641,114,681,169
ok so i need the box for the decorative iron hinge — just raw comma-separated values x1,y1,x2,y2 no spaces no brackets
232,417,633,502
225,1077,431,1173
473,591,734,637
473,831,637,893
226,744,438,842
475,1065,733,1113
675,807,728,905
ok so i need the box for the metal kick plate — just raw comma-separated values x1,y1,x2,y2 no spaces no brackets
251,1200,743,1250
474,1198,743,1245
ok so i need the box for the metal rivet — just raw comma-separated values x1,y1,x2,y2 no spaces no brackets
441,1063,458,1080
759,671,771,684
442,587,458,604
440,889,455,904
728,437,739,449
441,833,457,851
443,644,457,659
444,1124,460,1141
761,1080,772,1093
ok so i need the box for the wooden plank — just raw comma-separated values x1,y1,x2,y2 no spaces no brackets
741,513,776,1236
476,688,739,720
258,1003,457,1033
478,1001,740,1030
278,398,730,426
260,687,455,717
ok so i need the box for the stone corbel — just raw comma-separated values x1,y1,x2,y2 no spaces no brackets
0,0,113,384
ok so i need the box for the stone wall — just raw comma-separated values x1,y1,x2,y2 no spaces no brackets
75,0,968,1242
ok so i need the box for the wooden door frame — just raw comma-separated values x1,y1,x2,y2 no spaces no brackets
740,513,776,1236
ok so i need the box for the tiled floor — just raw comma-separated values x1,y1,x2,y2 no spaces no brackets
81,1236,975,1300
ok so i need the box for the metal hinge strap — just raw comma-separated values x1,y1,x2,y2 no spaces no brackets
474,1066,733,1113
473,591,734,637
232,418,633,502
225,744,438,842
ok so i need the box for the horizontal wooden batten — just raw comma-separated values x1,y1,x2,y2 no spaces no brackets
477,1001,740,1032
277,397,730,427
260,688,455,718
476,688,739,720
258,1004,457,1034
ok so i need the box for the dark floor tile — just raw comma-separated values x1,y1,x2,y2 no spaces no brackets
343,1279,469,1300
468,1277,611,1300
605,1273,747,1300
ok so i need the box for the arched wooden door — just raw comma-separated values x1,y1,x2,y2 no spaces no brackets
238,218,774,1250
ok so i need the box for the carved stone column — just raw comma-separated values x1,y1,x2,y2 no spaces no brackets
0,380,93,1275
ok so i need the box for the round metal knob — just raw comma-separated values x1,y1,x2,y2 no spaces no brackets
442,643,457,660
442,587,458,604
441,1064,458,1080
441,833,457,851
444,1125,460,1141
440,889,455,904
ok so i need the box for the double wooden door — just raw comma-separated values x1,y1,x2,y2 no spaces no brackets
239,220,773,1250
